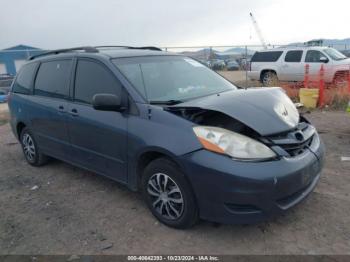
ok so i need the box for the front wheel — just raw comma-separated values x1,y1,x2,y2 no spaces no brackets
333,73,348,87
141,158,198,229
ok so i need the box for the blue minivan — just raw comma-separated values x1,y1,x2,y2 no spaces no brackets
8,46,325,228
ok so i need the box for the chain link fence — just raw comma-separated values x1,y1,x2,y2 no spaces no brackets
1,44,350,107
162,44,350,88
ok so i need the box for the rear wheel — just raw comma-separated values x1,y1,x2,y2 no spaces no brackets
261,71,278,86
141,158,198,229
20,127,49,166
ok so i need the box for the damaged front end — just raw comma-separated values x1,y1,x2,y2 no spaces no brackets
164,86,319,161
166,106,316,160
165,107,260,138
262,116,318,158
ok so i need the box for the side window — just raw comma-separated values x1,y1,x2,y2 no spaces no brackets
12,63,38,94
285,50,303,62
34,60,72,99
74,60,122,104
305,50,324,63
251,51,283,62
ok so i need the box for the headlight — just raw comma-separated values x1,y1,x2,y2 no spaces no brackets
193,126,276,160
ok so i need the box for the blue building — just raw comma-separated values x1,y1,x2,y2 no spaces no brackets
0,45,44,76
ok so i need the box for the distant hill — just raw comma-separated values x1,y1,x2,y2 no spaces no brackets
221,47,255,55
321,38,350,48
181,48,219,60
178,38,350,60
288,38,350,49
181,47,255,60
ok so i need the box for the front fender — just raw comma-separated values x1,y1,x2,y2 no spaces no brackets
126,105,202,190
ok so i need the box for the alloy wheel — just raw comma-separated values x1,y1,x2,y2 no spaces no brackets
22,133,36,162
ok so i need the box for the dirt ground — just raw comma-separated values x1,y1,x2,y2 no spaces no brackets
0,103,9,126
217,70,258,87
1,103,350,255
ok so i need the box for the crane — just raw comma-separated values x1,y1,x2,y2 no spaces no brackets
249,12,268,49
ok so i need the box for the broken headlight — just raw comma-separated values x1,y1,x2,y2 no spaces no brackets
193,126,276,160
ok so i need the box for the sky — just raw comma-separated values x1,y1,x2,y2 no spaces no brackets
0,0,349,50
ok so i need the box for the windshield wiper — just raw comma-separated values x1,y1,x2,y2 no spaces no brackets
149,100,183,105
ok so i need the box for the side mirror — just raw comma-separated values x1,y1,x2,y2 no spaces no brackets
92,94,125,112
319,57,329,63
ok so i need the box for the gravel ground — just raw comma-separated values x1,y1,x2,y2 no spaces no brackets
0,105,350,255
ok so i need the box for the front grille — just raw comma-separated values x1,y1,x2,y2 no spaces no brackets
266,122,315,157
279,136,314,157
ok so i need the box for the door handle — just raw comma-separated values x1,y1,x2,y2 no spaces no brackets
58,105,65,113
70,108,79,117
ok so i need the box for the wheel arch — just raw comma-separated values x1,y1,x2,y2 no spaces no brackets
333,70,349,83
136,149,181,188
16,122,27,139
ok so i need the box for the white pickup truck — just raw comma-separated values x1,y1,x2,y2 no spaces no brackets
248,46,350,86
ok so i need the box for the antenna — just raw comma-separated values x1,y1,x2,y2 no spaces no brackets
249,12,268,49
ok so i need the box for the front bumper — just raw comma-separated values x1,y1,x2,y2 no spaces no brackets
180,132,325,224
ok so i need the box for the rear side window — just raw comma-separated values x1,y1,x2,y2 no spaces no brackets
74,60,122,104
251,51,283,62
12,63,37,94
34,60,72,99
285,50,303,62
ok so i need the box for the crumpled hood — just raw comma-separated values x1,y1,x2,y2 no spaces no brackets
172,87,299,136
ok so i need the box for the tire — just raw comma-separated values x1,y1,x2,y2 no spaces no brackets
261,71,278,86
333,73,347,87
20,127,49,166
141,157,198,229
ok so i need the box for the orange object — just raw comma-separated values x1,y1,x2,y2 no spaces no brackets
348,66,350,94
318,65,325,107
304,64,310,88
198,137,225,154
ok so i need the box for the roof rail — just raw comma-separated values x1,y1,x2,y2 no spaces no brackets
95,46,162,51
28,46,99,60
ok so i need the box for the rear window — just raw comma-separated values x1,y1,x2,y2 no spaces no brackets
285,50,303,62
251,51,283,62
12,63,38,94
34,60,72,99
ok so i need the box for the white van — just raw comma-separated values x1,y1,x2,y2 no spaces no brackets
248,46,350,86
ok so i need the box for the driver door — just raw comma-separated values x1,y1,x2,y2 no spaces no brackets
305,50,330,81
67,58,128,182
